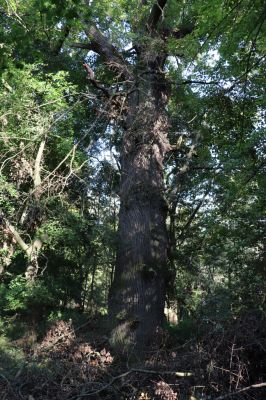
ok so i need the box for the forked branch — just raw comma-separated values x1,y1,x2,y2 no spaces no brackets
72,25,131,80
147,0,168,30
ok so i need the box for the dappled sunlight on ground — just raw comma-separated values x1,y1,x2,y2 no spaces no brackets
0,312,265,399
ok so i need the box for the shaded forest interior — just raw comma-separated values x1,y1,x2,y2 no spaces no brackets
0,0,265,399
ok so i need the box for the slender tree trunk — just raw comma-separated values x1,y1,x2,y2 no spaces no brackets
89,256,97,313
109,65,171,350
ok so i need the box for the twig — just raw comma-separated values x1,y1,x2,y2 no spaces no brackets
213,382,266,400
70,368,193,399
0,373,11,386
40,318,93,352
131,368,193,377
0,373,17,397
69,370,132,399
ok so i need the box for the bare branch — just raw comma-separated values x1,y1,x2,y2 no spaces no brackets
53,24,71,55
71,42,92,50
179,79,219,85
0,211,29,254
83,63,110,97
213,382,266,400
147,0,168,30
33,139,45,189
73,25,132,79
72,368,192,398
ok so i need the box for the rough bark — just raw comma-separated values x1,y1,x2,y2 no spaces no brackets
73,0,193,351
108,58,171,350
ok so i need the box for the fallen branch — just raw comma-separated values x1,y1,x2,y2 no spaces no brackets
72,368,193,398
131,368,193,377
213,382,266,400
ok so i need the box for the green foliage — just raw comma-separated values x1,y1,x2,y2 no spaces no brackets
167,317,198,343
3,276,55,313
47,308,88,327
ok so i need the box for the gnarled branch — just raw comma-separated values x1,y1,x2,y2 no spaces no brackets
72,25,132,80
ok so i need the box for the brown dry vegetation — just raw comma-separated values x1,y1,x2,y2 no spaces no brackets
0,311,265,400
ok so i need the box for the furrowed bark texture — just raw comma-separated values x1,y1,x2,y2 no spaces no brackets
78,0,179,350
109,61,171,349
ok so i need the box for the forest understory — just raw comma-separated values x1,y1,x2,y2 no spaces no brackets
0,310,265,400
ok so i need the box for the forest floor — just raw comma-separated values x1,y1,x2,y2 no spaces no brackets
0,311,265,400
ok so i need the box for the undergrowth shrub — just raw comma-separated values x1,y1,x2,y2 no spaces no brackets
2,275,56,315
0,335,25,379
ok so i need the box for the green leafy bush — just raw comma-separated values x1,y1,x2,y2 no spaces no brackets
3,276,56,314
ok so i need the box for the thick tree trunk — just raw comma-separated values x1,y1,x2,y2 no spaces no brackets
72,0,193,352
109,69,171,350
